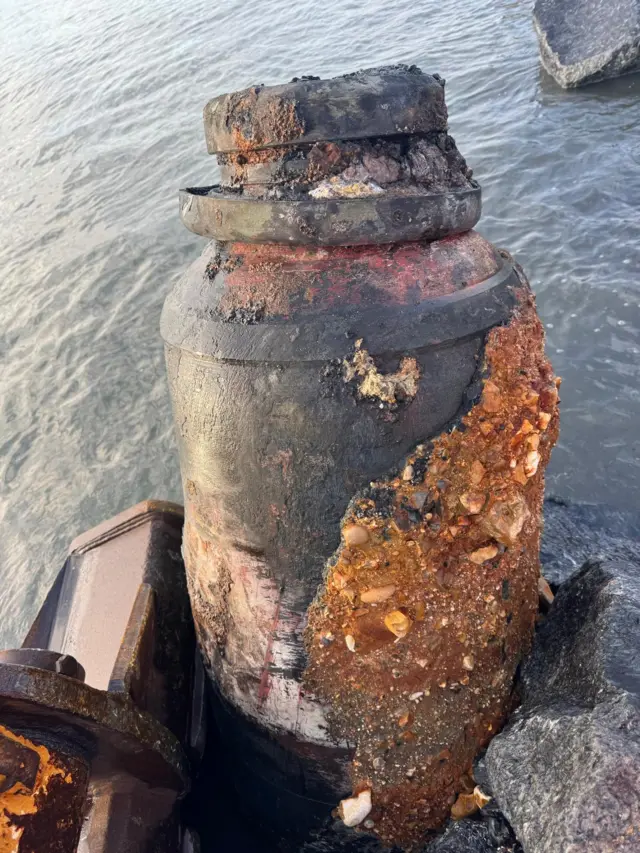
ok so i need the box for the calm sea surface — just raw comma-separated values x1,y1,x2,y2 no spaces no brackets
0,0,639,646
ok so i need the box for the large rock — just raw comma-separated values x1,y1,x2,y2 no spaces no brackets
484,558,640,852
541,497,640,588
533,0,640,87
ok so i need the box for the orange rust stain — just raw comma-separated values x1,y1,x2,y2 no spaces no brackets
0,726,71,853
213,231,501,320
224,90,305,154
304,282,559,849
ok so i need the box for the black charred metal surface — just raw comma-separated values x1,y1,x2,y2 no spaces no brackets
179,184,481,245
191,66,479,247
0,729,40,793
169,339,484,622
161,244,520,841
203,65,448,154
163,262,519,624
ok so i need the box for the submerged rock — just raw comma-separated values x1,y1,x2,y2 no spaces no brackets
533,0,640,87
484,557,640,852
541,497,640,588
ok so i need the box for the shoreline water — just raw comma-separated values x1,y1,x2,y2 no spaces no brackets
0,0,639,646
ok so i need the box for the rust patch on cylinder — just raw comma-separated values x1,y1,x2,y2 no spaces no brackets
304,282,559,848
223,88,306,154
213,230,502,320
0,725,86,853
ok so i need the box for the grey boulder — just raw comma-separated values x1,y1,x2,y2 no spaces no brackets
534,0,640,87
484,558,640,852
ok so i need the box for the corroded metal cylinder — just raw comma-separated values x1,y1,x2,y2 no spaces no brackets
162,65,559,849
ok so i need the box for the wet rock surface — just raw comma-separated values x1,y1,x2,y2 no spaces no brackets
533,0,640,87
541,496,640,588
298,807,521,853
423,805,521,853
484,557,640,852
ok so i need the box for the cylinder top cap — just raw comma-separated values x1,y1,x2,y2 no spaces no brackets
203,64,448,154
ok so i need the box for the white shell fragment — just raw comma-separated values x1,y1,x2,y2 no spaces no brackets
474,785,492,808
309,176,384,199
360,584,396,603
339,789,372,827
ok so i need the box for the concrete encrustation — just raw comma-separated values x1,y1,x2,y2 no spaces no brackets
303,279,559,847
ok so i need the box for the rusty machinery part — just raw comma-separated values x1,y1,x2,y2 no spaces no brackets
0,501,203,853
203,65,447,154
162,232,507,739
187,66,479,246
179,184,481,246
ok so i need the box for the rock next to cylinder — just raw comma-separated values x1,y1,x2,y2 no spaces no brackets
304,274,559,849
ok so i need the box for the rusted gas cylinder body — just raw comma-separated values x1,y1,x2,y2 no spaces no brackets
162,66,559,849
